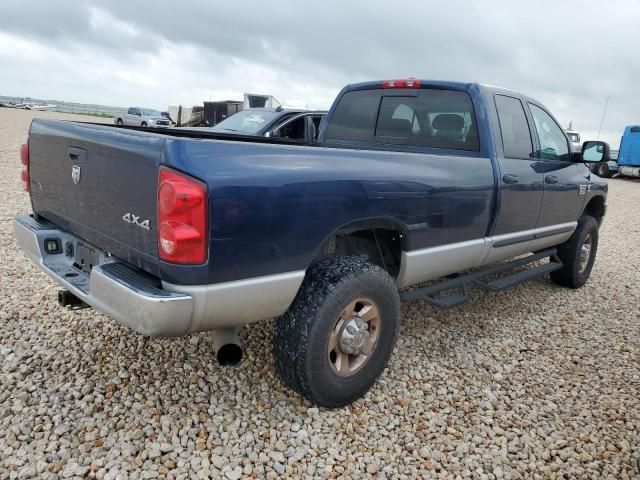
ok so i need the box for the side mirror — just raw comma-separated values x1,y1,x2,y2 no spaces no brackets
581,140,611,163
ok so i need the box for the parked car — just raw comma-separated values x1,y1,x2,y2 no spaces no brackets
15,78,609,407
114,107,171,128
203,108,326,142
617,126,640,177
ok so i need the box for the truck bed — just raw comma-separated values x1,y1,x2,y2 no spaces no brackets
91,121,319,146
27,118,496,286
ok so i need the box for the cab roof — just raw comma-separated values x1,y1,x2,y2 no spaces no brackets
344,79,529,99
345,79,473,92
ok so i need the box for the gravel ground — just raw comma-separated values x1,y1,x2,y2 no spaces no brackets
1,108,639,479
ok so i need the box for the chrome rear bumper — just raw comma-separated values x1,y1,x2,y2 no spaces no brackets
13,214,193,337
13,214,305,337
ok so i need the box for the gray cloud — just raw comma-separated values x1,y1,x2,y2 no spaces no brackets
1,0,637,146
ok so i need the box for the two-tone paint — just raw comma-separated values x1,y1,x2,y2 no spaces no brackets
19,80,607,334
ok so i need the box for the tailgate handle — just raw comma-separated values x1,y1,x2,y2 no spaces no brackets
68,147,88,164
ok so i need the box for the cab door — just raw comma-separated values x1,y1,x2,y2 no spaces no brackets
527,102,587,228
126,108,141,126
492,94,544,235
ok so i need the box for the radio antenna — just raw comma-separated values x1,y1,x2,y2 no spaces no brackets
596,96,610,141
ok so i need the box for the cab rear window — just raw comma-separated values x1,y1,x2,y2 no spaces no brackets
324,90,380,142
409,90,479,151
325,88,479,151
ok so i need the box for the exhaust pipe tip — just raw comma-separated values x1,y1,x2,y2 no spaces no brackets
211,328,243,366
216,343,243,366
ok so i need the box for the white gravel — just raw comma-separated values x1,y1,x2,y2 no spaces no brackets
1,108,639,479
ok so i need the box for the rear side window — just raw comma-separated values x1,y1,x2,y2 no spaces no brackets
324,90,380,142
495,95,533,159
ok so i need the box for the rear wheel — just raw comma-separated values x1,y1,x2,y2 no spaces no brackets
550,215,599,288
273,257,400,407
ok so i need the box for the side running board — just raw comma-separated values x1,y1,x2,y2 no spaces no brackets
400,248,562,309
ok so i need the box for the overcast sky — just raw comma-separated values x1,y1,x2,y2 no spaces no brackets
1,0,638,147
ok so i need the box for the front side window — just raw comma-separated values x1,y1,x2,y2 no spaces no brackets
528,104,570,161
495,95,533,159
324,90,380,142
272,116,306,140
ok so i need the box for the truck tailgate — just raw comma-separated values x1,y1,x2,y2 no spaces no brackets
28,120,165,275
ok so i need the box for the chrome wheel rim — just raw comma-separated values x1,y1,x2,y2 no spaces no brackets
578,234,592,273
328,298,380,377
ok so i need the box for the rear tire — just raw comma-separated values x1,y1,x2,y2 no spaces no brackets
550,215,599,288
273,257,400,408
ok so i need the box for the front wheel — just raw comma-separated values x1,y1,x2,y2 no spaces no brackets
550,215,599,288
141,122,148,127
596,163,611,178
273,257,400,408
116,119,123,126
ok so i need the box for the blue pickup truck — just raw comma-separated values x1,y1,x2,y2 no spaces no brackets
14,79,609,407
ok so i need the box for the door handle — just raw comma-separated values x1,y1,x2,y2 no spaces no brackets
68,147,88,164
502,174,519,184
545,175,559,184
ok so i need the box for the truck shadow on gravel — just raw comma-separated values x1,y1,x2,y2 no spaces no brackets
394,276,584,375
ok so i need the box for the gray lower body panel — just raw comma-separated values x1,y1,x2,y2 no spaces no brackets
397,222,576,288
162,272,305,331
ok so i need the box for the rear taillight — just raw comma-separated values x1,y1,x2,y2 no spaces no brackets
20,142,29,192
382,78,420,89
157,167,208,264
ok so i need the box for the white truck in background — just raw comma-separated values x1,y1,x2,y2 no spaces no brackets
565,123,581,152
114,108,171,128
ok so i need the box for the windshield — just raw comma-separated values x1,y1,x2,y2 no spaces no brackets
140,109,162,116
213,110,281,134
